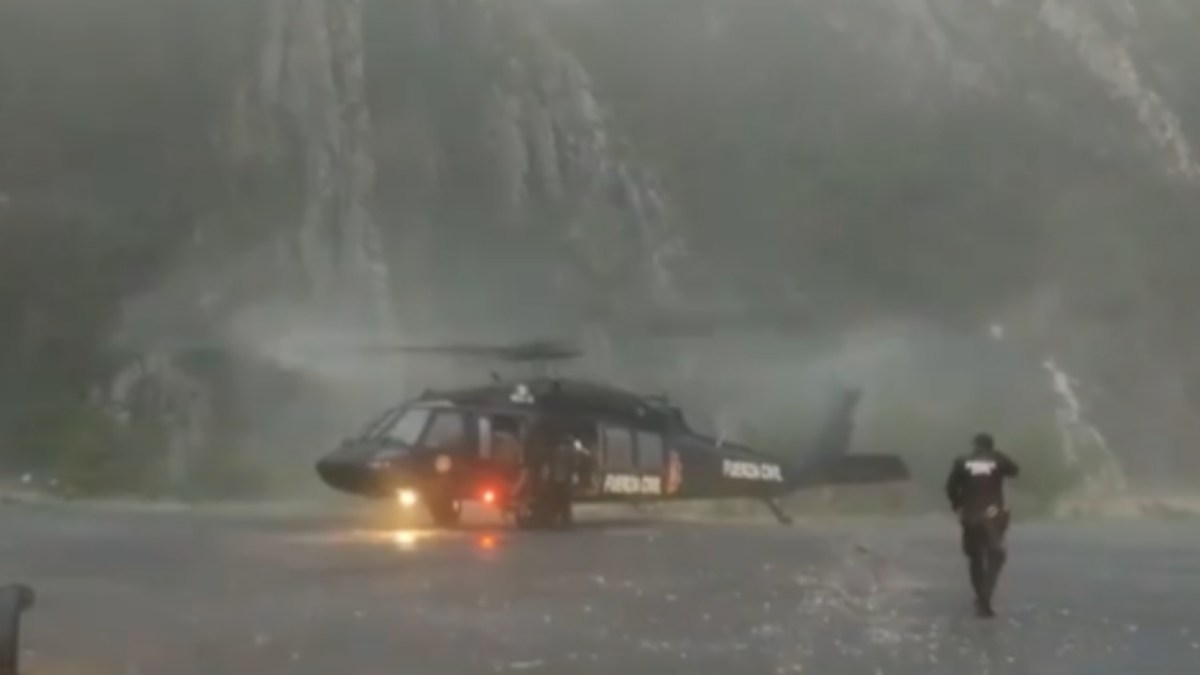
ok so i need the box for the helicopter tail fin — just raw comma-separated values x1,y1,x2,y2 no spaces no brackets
810,386,863,464
784,387,910,491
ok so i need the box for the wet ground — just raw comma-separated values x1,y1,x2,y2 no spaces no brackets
1,502,1199,675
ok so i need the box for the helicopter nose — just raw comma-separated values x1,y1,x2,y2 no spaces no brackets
314,456,343,486
315,455,380,495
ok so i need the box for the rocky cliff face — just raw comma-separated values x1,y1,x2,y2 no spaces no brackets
1,0,1197,499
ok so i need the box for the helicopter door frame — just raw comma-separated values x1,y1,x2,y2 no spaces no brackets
633,429,668,497
478,416,492,459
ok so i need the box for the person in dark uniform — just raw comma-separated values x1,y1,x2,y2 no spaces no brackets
515,416,574,527
546,432,576,526
945,432,1020,617
511,420,545,520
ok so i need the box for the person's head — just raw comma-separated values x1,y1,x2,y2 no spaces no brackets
972,433,995,453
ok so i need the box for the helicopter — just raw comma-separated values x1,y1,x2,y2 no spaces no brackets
315,338,911,529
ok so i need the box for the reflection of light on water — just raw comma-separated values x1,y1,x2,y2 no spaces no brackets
290,527,505,554
392,530,419,550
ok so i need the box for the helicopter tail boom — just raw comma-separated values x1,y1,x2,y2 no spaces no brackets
781,386,910,492
785,454,911,490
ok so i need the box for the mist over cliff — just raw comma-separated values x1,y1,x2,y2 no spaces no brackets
1,0,1197,507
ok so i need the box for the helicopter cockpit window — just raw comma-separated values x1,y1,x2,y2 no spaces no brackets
601,424,635,471
358,407,403,439
380,407,431,445
636,431,665,471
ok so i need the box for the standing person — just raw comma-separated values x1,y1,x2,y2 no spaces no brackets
547,433,576,526
516,415,573,527
945,432,1020,617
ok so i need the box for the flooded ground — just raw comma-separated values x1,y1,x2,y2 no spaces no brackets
1,503,1198,674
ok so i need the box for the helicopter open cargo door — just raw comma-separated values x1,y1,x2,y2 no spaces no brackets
477,413,525,465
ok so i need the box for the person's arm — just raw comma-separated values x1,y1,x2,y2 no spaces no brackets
997,451,1020,478
945,459,965,511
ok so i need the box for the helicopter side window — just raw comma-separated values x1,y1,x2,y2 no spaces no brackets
636,431,665,471
421,410,473,455
601,424,635,471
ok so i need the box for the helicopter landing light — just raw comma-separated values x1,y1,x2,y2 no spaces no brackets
396,489,418,508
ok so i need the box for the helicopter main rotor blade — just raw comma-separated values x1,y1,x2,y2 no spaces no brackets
323,300,814,366
366,340,583,362
595,304,813,339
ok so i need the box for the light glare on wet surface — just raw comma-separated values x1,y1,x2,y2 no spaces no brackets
2,505,1199,675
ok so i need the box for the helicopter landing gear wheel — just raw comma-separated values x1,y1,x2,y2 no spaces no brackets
513,500,549,530
514,488,572,530
426,496,462,528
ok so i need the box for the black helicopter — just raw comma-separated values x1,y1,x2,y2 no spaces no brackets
314,339,910,529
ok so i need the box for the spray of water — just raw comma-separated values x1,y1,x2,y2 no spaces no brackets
1042,357,1128,497
1041,357,1200,518
990,322,1128,506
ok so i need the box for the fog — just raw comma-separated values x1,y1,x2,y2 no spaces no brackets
2,0,1199,510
